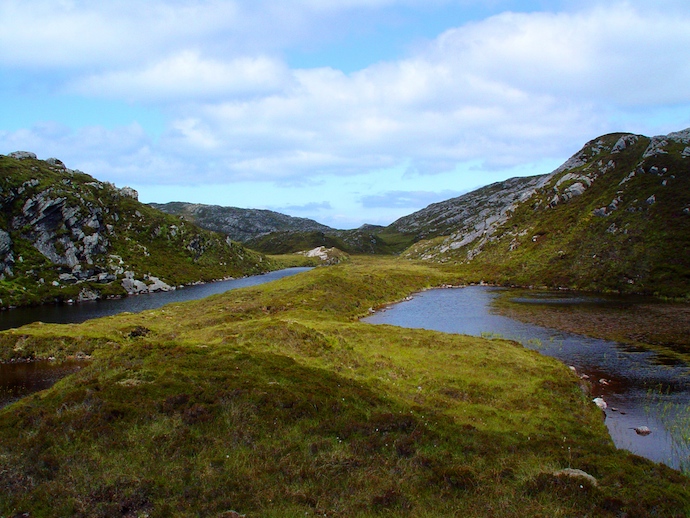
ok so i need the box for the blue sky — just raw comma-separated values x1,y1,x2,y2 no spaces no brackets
2,0,690,229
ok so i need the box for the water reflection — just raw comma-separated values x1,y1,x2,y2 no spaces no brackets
0,267,312,331
0,359,85,409
0,267,312,409
363,285,690,470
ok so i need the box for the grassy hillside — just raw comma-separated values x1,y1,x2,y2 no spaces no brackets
0,258,687,516
0,154,274,308
404,130,690,298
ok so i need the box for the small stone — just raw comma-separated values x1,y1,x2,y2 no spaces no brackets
593,397,607,410
634,426,651,436
553,468,598,487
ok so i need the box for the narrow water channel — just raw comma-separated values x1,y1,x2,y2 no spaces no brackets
0,267,312,331
363,285,690,471
0,267,312,409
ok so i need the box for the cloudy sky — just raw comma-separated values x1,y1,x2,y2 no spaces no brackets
2,0,689,228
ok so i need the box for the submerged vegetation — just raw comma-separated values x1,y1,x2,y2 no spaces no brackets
492,288,690,366
1,258,688,516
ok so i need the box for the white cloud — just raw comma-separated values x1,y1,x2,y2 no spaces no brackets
156,2,686,183
71,52,292,101
428,6,690,106
3,1,690,194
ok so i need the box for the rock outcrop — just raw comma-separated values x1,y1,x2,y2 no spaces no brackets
401,128,690,297
0,153,272,308
149,202,332,243
299,246,349,265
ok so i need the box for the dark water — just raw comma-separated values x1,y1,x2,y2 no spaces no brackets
0,268,312,409
0,267,312,331
0,360,85,409
363,285,690,470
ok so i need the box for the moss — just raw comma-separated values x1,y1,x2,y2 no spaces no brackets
0,258,687,516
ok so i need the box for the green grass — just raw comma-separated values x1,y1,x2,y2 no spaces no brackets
0,258,688,517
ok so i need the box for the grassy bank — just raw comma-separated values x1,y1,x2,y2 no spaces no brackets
0,258,688,517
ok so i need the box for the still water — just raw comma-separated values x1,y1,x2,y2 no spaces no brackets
363,285,690,470
0,267,312,331
0,359,85,409
0,267,312,409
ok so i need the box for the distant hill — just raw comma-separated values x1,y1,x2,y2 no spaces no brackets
0,153,273,308
244,226,410,255
149,202,333,242
144,127,689,298
402,129,690,297
150,201,416,255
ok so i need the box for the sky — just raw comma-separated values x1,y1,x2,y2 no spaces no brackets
1,0,690,229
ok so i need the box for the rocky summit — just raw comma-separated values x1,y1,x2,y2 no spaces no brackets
149,201,332,242
0,153,272,308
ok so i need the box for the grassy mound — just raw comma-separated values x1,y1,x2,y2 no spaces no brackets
0,258,688,516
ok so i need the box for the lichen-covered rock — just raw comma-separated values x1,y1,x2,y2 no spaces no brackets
7,151,37,160
0,153,273,308
301,246,349,265
118,186,138,200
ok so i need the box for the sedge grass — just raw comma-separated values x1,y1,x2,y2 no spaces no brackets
0,257,688,517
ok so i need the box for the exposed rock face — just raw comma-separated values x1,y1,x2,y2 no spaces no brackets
145,275,173,293
122,271,149,294
401,128,690,296
119,186,138,200
8,151,37,160
392,174,553,260
0,229,13,277
299,246,349,265
12,190,109,267
0,153,272,308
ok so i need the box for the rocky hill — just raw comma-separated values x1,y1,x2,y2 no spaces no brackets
402,129,690,297
149,201,332,242
0,153,273,309
387,175,551,251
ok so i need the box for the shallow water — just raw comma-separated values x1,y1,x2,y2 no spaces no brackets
0,359,85,409
0,267,312,409
363,285,690,470
0,267,312,331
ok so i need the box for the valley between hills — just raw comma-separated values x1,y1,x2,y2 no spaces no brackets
1,128,689,516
